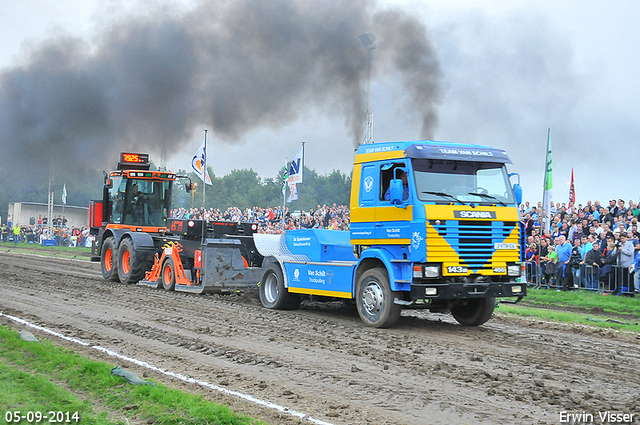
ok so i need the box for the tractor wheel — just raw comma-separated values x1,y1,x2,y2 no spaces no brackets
117,238,149,284
162,257,176,291
101,237,120,282
259,264,301,310
450,297,495,326
356,268,401,328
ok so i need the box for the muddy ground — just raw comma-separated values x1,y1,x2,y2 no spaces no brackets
1,251,639,425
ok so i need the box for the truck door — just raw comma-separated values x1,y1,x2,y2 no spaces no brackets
375,162,413,243
350,163,377,243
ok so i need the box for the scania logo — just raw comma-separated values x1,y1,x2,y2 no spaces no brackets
454,210,496,219
364,176,374,192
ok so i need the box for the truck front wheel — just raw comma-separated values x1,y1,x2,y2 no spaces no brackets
450,297,495,326
356,268,401,328
101,237,120,282
259,264,301,310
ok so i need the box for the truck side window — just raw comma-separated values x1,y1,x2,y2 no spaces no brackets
380,163,406,201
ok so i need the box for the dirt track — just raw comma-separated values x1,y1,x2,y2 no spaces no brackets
1,251,639,425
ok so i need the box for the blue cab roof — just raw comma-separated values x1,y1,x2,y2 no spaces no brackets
355,140,512,164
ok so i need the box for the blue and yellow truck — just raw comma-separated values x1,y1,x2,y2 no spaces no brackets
255,140,525,327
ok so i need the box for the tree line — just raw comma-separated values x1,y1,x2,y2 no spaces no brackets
0,165,352,221
173,165,352,211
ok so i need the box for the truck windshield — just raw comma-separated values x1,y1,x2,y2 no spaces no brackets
108,177,172,226
413,159,516,205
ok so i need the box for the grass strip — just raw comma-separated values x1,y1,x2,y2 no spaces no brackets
520,287,640,316
0,324,265,425
0,360,115,424
0,242,91,260
496,303,640,333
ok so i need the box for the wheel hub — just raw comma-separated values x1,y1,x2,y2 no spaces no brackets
264,274,279,303
362,282,384,315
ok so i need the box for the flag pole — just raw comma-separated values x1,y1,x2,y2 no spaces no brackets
203,130,207,211
542,128,552,234
201,129,207,246
300,141,305,214
282,158,287,214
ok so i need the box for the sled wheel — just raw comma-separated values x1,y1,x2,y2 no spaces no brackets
162,257,176,291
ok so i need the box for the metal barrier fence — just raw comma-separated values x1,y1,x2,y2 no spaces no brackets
600,265,635,295
525,261,560,289
525,261,636,295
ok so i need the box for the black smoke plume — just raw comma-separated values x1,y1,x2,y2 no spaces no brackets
0,0,442,181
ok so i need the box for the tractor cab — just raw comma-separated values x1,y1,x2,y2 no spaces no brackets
90,152,178,233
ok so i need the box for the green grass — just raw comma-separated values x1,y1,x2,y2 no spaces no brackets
519,287,640,316
496,286,640,332
0,242,91,260
0,324,265,425
497,304,640,333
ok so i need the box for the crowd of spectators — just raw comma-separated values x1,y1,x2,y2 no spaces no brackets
170,204,350,234
521,199,640,295
0,214,92,247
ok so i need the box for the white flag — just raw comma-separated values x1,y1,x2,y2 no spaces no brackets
62,184,67,205
287,181,298,202
287,146,303,184
191,141,213,185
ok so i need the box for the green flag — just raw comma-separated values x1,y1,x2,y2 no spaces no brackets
542,129,553,231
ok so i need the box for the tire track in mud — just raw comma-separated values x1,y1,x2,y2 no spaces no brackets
1,251,639,425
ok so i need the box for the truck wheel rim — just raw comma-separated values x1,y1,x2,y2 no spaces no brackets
362,282,384,317
105,249,113,271
264,274,279,303
122,250,130,274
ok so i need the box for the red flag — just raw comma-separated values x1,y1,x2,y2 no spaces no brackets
569,168,575,204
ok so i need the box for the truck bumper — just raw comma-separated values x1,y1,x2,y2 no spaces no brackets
410,281,526,300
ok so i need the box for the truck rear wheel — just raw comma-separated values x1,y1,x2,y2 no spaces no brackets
162,257,176,291
259,264,301,310
450,297,495,326
118,238,149,284
101,237,120,282
356,268,401,328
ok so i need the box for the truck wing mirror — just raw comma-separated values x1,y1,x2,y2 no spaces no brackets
513,183,522,206
389,179,405,207
103,171,113,189
186,183,192,193
509,172,522,206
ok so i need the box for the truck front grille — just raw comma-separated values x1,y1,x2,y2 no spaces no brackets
428,220,517,269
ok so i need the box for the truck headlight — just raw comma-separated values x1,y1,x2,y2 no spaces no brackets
511,285,523,294
507,265,521,276
424,266,440,278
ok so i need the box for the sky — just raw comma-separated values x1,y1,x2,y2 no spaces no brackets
1,0,638,207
